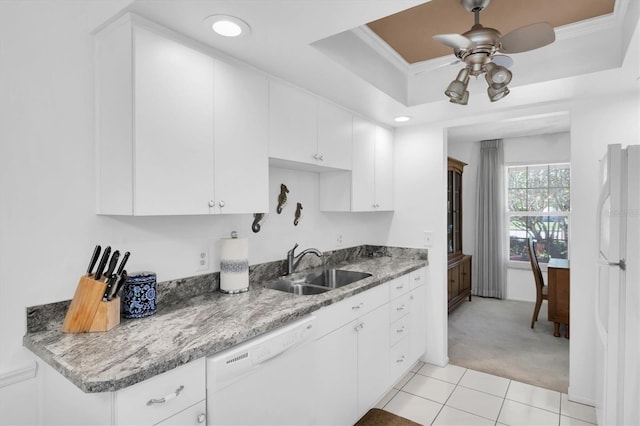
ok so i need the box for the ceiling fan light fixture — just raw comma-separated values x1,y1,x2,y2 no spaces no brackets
445,68,470,99
487,85,510,102
445,80,466,99
485,62,512,88
450,90,469,105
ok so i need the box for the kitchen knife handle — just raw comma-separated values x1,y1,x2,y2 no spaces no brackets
104,251,120,280
116,251,130,276
94,246,111,281
103,274,116,301
110,270,127,300
86,245,101,276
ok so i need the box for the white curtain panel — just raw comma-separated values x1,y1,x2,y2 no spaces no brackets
474,139,506,298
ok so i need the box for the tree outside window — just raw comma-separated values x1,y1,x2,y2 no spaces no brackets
507,163,570,263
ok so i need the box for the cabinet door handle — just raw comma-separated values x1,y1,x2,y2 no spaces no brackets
218,200,225,208
208,200,215,207
396,355,406,363
396,284,404,290
396,326,405,334
354,322,364,332
318,155,324,161
197,413,206,423
352,302,364,310
396,304,406,311
146,385,184,406
313,154,318,160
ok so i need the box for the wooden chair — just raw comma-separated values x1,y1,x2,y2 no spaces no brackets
527,238,548,328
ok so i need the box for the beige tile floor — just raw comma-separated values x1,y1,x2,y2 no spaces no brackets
376,362,597,426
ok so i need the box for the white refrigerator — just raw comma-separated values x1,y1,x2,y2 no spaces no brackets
596,143,639,426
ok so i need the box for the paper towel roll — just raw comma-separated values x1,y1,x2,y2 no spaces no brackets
220,237,249,293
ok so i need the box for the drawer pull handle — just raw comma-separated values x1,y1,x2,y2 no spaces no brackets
146,385,184,406
396,284,404,290
396,305,406,311
396,326,405,333
414,277,420,281
352,302,364,310
354,322,364,331
396,355,406,363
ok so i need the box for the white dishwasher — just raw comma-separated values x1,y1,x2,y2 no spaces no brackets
206,315,318,425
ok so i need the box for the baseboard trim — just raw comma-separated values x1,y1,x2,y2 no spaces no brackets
567,386,596,407
0,362,38,389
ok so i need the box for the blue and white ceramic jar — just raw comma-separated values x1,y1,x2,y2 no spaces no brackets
121,271,157,319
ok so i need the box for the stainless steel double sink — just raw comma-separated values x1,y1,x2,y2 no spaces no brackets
264,269,372,295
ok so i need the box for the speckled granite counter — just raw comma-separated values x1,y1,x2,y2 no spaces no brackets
24,246,427,393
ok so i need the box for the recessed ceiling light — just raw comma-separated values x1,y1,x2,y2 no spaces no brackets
394,115,412,123
204,15,250,37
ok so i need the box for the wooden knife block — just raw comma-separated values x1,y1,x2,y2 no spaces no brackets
62,276,120,333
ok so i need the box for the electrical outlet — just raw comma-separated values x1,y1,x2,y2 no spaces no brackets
197,249,209,271
424,231,433,247
337,235,343,246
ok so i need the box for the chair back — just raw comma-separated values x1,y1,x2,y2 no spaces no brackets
526,238,545,293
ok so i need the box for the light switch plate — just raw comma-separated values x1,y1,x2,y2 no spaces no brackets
423,231,433,247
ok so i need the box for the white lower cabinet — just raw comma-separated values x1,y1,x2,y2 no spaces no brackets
409,267,427,363
38,358,206,426
309,268,427,424
155,400,206,425
312,320,359,425
357,303,390,415
115,358,205,426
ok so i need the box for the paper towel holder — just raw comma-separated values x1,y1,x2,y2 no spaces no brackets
219,231,250,294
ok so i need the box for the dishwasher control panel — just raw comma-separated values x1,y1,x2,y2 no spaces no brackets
252,320,314,364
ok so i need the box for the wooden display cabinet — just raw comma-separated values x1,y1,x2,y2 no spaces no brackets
447,157,472,313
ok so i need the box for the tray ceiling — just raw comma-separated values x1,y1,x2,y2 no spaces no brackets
367,0,616,64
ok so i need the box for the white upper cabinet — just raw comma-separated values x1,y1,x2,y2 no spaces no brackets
322,117,394,212
351,118,377,211
317,100,353,170
268,81,317,165
213,60,269,214
373,125,394,211
95,14,268,216
268,81,352,170
133,25,215,216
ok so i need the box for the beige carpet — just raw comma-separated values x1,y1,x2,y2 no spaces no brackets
448,296,569,393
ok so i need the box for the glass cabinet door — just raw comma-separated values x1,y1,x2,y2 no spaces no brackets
447,157,466,260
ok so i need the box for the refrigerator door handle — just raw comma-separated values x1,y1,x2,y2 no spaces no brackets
595,177,610,342
596,177,610,260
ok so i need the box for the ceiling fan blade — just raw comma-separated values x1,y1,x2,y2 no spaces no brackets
499,22,555,53
492,54,513,68
432,33,474,50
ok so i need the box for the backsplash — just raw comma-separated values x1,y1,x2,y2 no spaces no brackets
26,245,427,333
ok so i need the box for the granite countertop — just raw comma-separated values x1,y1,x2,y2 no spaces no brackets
24,251,426,393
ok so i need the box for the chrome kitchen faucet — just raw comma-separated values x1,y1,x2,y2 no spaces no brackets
284,243,322,275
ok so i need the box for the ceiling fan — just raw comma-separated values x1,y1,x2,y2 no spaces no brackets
433,0,555,104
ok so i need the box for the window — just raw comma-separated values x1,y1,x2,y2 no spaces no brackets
507,163,570,263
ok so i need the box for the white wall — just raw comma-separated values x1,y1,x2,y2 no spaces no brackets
0,2,392,422
389,125,448,366
448,133,571,302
